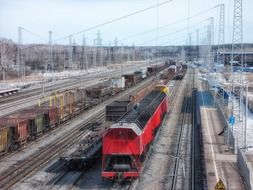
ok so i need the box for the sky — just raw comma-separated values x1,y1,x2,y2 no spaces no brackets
0,0,252,46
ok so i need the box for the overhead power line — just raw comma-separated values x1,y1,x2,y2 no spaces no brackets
118,4,222,43
146,25,209,46
53,0,173,42
22,27,47,42
137,20,210,46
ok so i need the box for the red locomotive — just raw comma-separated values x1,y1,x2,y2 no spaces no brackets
102,85,169,180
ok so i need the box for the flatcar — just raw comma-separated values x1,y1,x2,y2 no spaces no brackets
102,85,169,180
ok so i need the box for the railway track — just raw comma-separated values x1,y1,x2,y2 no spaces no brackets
125,76,184,190
40,76,174,190
0,111,105,190
191,69,206,189
128,69,189,190
0,65,147,116
169,68,194,190
0,74,157,189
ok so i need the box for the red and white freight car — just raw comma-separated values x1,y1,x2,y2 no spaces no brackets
102,85,169,180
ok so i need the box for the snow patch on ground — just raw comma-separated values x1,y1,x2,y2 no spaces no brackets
0,66,111,91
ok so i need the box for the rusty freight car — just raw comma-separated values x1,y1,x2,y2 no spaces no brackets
0,126,9,155
0,117,28,150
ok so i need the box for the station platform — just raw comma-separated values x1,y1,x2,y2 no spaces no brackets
0,88,19,96
198,81,245,190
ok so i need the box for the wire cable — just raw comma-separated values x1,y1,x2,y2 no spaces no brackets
118,4,222,43
22,27,47,42
53,0,173,42
137,20,210,46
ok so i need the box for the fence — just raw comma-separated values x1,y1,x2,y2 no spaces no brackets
237,148,253,190
216,100,237,153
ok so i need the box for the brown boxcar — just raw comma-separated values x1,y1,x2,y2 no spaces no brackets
0,126,9,155
21,110,45,136
86,85,112,99
9,112,42,140
123,74,137,88
34,106,59,128
0,117,28,148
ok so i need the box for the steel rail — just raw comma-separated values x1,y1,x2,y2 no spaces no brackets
171,69,194,190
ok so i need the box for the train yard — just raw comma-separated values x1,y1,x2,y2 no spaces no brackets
0,63,149,116
0,63,250,190
0,63,245,190
1,63,253,190
0,63,179,189
2,0,253,188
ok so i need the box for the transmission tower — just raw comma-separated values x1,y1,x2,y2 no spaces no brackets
217,4,225,65
207,18,214,72
230,0,243,147
232,0,243,67
93,39,96,68
231,0,243,115
95,31,103,67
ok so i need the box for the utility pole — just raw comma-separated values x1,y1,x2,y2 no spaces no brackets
156,0,160,69
210,17,214,69
63,45,66,70
245,83,248,150
1,43,5,81
188,33,192,62
127,47,130,63
207,24,212,72
187,0,190,63
49,31,53,71
81,35,88,71
121,43,124,64
17,26,23,80
93,39,96,68
108,41,111,66
68,35,72,70
114,37,118,64
196,29,199,46
132,43,135,62
196,29,199,62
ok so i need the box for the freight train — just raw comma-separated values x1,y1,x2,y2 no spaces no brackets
102,85,169,180
0,65,171,156
0,73,132,155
